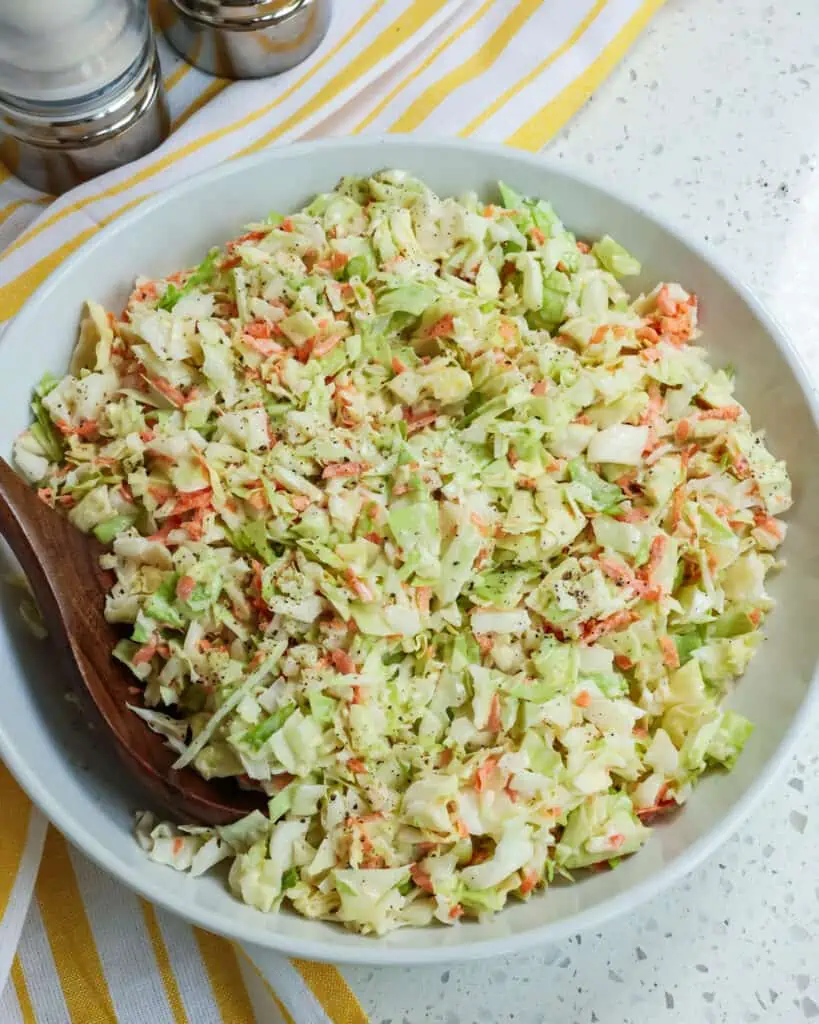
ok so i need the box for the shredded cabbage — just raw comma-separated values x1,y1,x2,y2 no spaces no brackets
17,172,790,935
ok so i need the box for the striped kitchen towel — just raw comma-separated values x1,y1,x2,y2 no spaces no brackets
0,1,663,1021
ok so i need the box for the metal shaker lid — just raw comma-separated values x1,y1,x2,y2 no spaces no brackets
160,0,331,79
169,0,309,28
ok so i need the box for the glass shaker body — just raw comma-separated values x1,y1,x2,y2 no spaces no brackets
0,0,169,193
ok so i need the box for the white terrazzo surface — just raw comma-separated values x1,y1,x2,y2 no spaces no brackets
344,2,819,1021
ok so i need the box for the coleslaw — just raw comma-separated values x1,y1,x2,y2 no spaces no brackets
14,172,791,934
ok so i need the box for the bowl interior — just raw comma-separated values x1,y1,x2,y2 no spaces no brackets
1,138,817,964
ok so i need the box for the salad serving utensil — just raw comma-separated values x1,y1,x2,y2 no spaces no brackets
0,456,264,826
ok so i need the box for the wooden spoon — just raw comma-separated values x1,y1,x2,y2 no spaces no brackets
0,457,266,826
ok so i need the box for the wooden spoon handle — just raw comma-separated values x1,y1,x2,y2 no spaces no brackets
0,457,266,824
0,458,107,635
0,458,67,620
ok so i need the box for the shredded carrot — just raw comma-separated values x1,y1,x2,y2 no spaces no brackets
311,334,342,359
616,471,639,496
470,512,491,537
148,485,173,504
171,488,212,515
54,418,99,439
636,791,676,820
487,693,502,732
753,512,784,540
615,506,650,523
519,869,539,895
227,230,267,252
476,634,494,655
731,453,751,479
410,864,435,893
424,313,454,339
679,443,698,474
530,227,546,246
574,690,592,708
582,610,639,644
406,411,438,435
147,516,182,543
673,419,691,444
532,380,548,396
449,904,464,920
322,461,369,479
696,405,742,421
659,635,680,669
656,286,676,317
468,846,492,866
133,638,158,666
645,533,668,574
246,490,267,510
244,334,283,358
416,586,431,616
474,756,498,793
347,758,367,774
129,281,158,304
597,556,638,589
329,648,357,675
244,319,277,340
670,483,687,531
640,383,664,426
175,575,196,602
315,251,349,273
391,356,407,375
499,321,516,340
614,653,634,671
345,569,374,603
637,325,660,344
183,506,208,541
150,376,187,408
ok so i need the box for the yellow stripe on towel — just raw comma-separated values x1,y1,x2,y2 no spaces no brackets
507,0,665,151
194,928,258,1024
35,830,117,1022
293,959,369,1024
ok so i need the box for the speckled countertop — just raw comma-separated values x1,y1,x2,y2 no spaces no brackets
343,2,819,1021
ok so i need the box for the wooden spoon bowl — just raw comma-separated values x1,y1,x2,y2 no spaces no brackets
0,458,266,826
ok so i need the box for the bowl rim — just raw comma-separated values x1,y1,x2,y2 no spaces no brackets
2,135,819,966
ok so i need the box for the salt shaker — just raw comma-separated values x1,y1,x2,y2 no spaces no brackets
0,0,169,195
160,0,331,79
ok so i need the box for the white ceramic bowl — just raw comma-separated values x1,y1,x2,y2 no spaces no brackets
1,138,818,966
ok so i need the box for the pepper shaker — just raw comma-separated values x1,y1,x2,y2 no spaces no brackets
160,0,331,79
0,0,169,195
